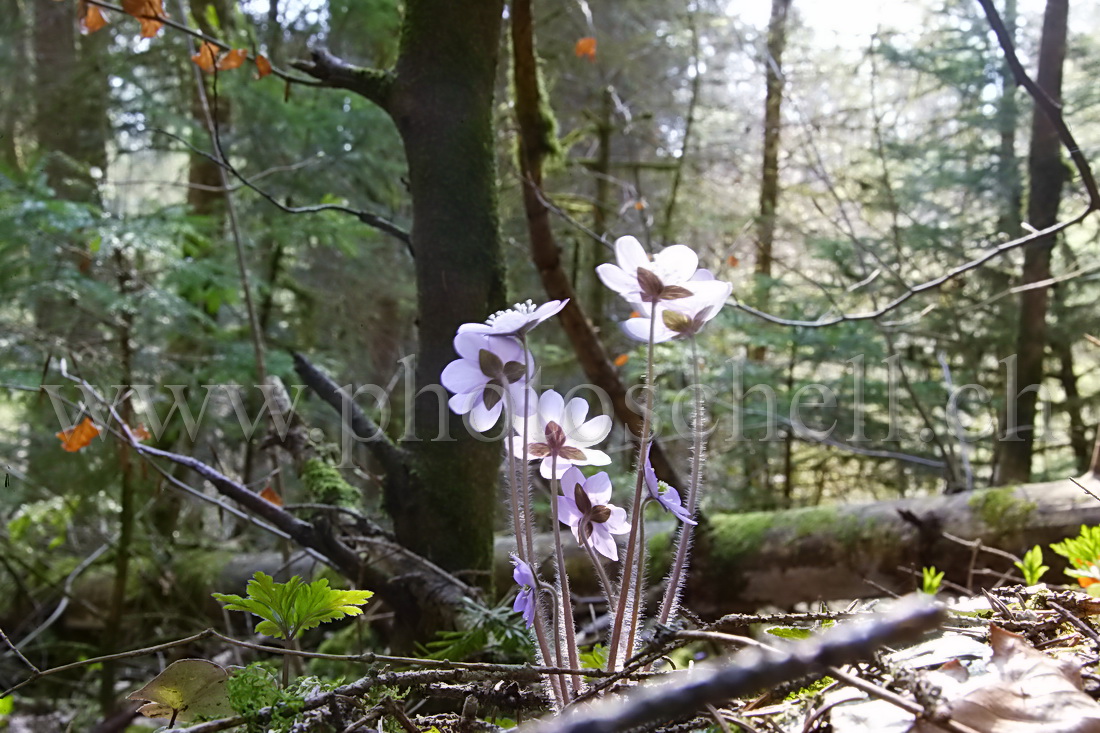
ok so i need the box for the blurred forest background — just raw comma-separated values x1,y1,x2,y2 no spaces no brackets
2,0,1100,724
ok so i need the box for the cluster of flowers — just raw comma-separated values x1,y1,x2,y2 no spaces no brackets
441,235,731,649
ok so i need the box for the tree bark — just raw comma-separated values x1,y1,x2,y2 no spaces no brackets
496,477,1100,616
750,0,791,363
994,0,1069,484
510,0,681,487
33,0,108,202
386,0,507,581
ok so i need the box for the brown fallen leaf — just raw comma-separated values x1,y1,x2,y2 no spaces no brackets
916,625,1100,733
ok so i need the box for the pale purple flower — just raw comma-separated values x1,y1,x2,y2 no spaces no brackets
622,272,732,343
597,236,723,306
642,444,696,525
511,555,538,628
513,390,612,479
441,331,535,432
459,299,568,338
557,467,630,561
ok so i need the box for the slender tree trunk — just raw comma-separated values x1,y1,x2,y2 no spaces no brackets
387,0,506,580
586,87,612,331
750,0,791,363
33,0,108,202
995,0,1069,484
995,0,1022,238
0,1,29,171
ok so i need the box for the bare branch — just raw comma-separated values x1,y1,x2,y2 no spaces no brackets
292,47,396,111
532,596,945,733
151,127,412,252
84,0,322,87
291,351,409,483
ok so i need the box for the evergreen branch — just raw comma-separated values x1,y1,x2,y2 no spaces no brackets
292,48,396,111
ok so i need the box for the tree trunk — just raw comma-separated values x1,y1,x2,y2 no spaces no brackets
496,478,1100,616
387,0,507,581
750,0,791,363
994,0,1068,484
33,0,108,202
995,0,1022,239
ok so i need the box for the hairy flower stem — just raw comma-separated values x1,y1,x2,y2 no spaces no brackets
504,402,526,564
549,456,582,698
520,338,536,561
656,336,705,626
606,308,658,671
580,530,617,612
531,587,566,709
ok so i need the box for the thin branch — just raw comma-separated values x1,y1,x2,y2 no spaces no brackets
84,0,321,87
291,351,408,482
291,47,395,110
975,0,1100,210
151,127,412,251
733,210,1092,327
532,596,946,733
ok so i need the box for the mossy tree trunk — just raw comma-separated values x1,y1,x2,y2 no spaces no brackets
388,0,507,581
295,0,506,592
496,479,1100,616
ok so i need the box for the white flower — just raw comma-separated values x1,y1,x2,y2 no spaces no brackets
458,299,568,338
512,390,612,479
622,271,732,343
557,467,630,561
441,331,536,432
597,236,723,306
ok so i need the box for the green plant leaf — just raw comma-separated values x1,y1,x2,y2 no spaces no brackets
765,626,814,640
127,658,233,722
213,572,372,640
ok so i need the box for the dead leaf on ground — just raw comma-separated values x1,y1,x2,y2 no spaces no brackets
916,625,1100,733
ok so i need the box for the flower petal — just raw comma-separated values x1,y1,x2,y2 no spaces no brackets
538,390,565,423
614,236,649,273
590,526,619,561
441,359,487,394
581,448,612,466
596,263,639,297
583,471,613,505
558,495,583,527
654,244,699,283
469,398,503,432
448,390,478,415
572,415,612,446
604,505,631,534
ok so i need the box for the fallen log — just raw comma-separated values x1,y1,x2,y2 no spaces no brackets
495,478,1100,616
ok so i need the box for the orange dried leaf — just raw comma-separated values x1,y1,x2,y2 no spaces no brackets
81,3,109,34
191,42,218,73
217,48,247,71
629,310,641,319
57,417,101,453
727,255,740,267
613,354,630,367
255,54,273,79
574,36,597,61
259,486,283,507
121,0,165,37
131,424,151,442
1080,577,1097,589
633,199,646,210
